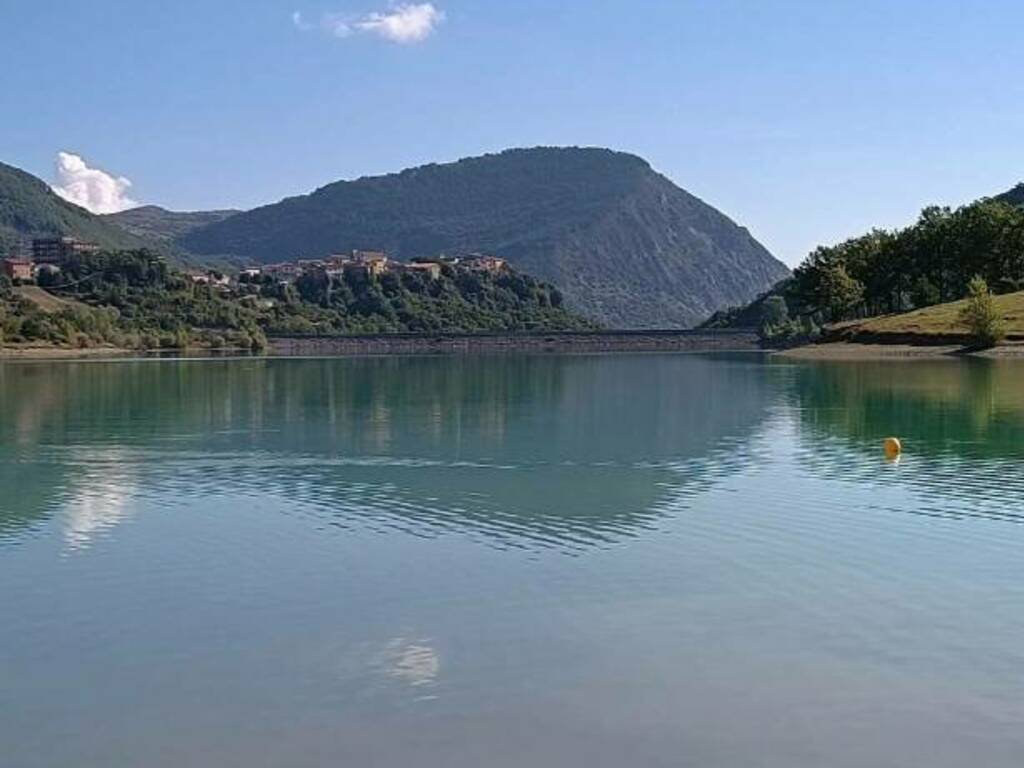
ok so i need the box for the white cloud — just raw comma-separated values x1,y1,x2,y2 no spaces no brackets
51,152,139,214
295,4,445,44
355,3,444,43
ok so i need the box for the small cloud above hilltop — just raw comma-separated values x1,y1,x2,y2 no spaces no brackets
354,3,445,43
51,152,139,214
293,3,445,44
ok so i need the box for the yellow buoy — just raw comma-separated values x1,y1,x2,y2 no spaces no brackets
884,437,902,459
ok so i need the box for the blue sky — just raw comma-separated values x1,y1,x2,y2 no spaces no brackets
3,0,1024,266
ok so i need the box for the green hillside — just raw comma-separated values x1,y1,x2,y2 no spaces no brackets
180,147,789,328
103,205,240,243
0,161,149,253
831,290,1024,342
0,249,593,351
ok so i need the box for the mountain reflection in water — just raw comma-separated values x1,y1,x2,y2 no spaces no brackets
0,354,775,550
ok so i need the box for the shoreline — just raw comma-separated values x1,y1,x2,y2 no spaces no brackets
267,330,759,356
8,334,1024,363
0,330,760,361
777,341,1024,360
0,345,135,360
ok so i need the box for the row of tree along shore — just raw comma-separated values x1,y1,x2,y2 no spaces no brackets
706,191,1024,349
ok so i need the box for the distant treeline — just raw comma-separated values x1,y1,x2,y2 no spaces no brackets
706,196,1024,339
0,250,593,350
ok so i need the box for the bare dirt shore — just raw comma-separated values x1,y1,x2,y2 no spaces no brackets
0,345,133,360
778,341,1024,360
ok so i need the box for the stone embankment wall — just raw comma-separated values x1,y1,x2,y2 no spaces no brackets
269,330,760,356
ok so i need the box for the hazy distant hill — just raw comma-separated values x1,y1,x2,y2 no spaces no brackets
0,161,147,253
104,205,240,243
181,148,788,327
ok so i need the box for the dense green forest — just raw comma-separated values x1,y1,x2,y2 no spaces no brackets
705,193,1024,340
0,250,593,350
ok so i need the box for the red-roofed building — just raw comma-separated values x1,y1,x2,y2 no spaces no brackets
1,258,33,281
462,254,508,274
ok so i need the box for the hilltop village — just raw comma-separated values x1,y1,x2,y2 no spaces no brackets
0,239,589,351
1,237,508,289
231,250,506,287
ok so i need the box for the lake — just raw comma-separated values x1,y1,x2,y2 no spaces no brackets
2,353,1024,767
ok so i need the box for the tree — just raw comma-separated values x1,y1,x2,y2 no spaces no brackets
760,295,789,327
959,276,1005,348
910,276,940,309
819,262,864,320
782,198,1024,324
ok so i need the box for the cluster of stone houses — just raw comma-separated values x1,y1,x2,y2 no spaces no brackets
2,239,510,290
1,237,100,282
244,250,508,286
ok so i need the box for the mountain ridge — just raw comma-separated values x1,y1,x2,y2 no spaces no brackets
103,205,240,243
180,147,789,327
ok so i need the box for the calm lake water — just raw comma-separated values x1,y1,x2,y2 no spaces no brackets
3,353,1024,767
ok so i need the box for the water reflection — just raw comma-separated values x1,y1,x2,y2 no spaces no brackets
5,354,1024,768
6,355,1024,552
378,639,441,688
784,358,1024,525
787,359,1024,454
61,448,137,551
0,354,776,550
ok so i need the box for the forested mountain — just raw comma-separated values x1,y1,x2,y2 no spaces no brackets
104,205,240,243
180,148,788,328
0,161,148,253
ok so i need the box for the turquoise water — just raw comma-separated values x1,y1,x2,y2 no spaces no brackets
2,353,1024,767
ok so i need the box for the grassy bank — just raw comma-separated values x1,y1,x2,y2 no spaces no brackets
829,290,1024,344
